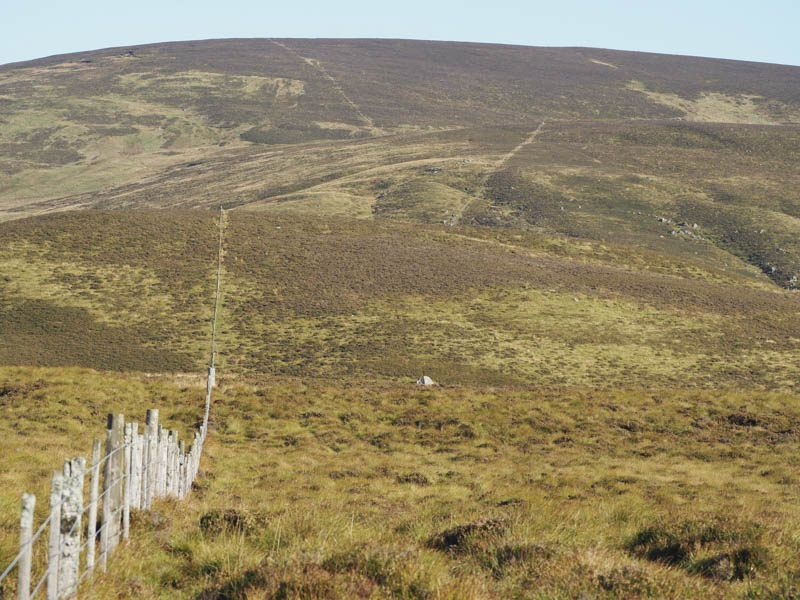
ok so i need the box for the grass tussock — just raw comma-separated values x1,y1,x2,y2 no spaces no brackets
626,516,768,581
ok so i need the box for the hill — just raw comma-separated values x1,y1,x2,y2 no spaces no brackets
1,39,799,289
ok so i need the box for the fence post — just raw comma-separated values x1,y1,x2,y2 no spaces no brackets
186,444,192,494
137,431,145,508
173,430,180,498
190,434,197,485
145,410,158,509
123,423,132,542
99,429,111,573
129,423,140,511
177,440,186,499
86,439,101,574
17,493,35,600
58,457,86,597
165,430,174,499
157,426,168,498
106,414,124,552
46,472,63,600
169,430,178,497
196,434,201,481
204,381,211,434
208,366,215,388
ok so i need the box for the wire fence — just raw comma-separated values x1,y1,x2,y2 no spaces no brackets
0,207,225,599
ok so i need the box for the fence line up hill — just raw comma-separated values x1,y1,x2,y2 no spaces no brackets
0,207,226,599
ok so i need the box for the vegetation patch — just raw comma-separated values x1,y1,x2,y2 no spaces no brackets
626,517,767,581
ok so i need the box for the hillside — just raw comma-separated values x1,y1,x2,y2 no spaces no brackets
1,210,798,391
1,39,799,289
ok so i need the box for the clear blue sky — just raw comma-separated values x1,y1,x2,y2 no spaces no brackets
2,0,798,67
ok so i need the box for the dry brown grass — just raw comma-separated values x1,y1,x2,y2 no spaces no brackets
1,368,799,598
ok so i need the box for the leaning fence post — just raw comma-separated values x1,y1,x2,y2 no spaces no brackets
86,439,101,574
123,423,132,542
46,472,63,600
17,493,35,600
59,457,86,597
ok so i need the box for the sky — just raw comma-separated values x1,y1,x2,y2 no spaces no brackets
2,0,799,67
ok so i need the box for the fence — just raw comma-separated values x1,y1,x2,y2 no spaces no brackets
0,394,211,599
1,207,224,599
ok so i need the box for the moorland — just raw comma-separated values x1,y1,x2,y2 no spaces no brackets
0,39,799,598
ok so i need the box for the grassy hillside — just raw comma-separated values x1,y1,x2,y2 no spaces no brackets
0,210,798,391
0,211,218,371
1,39,798,289
1,368,800,599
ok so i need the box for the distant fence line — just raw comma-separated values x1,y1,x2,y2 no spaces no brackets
0,207,224,599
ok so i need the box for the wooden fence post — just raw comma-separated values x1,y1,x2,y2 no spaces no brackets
123,423,132,542
197,435,201,481
145,410,158,509
99,429,111,573
138,431,145,508
177,440,186,499
46,472,63,600
170,430,179,498
204,381,211,434
106,414,124,552
157,426,168,498
165,430,174,499
58,457,86,597
86,439,101,574
17,493,35,600
129,423,140,511
189,431,199,490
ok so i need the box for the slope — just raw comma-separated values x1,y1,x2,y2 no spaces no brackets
1,210,797,391
1,39,798,290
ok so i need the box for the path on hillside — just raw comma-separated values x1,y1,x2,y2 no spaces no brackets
450,120,546,226
270,40,375,128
